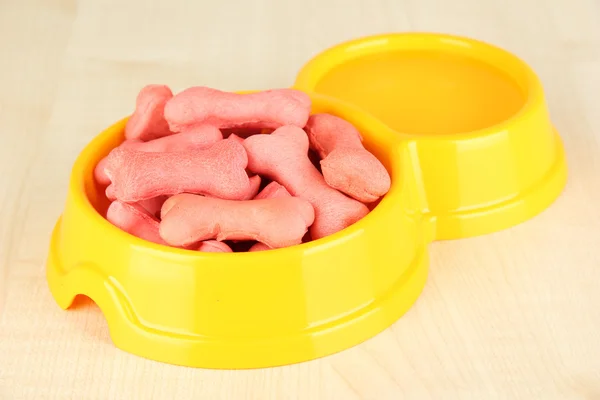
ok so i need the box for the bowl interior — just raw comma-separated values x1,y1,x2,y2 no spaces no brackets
295,33,541,136
313,50,526,135
78,94,404,253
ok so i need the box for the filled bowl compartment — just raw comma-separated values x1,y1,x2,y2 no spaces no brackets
46,91,430,369
47,32,567,369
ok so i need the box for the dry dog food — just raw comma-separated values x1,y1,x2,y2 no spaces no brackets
243,125,369,240
160,194,314,249
95,84,391,252
305,113,391,203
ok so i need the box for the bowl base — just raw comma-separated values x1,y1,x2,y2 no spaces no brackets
431,133,567,240
46,218,429,369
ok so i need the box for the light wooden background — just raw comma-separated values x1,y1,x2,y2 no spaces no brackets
1,0,599,399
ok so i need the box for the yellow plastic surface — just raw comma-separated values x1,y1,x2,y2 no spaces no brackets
46,94,431,369
46,32,567,369
294,32,567,239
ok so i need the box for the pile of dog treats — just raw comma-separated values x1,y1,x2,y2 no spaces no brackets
95,85,391,252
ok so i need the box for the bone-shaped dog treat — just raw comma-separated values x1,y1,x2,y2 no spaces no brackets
127,125,223,152
159,194,315,249
223,127,269,139
138,195,168,219
94,126,223,186
305,113,362,156
243,126,369,239
107,200,167,245
164,87,311,132
249,242,271,252
320,148,391,203
105,184,116,200
197,240,233,253
125,84,174,141
226,134,263,200
227,133,245,145
104,139,250,202
305,113,391,203
242,175,262,200
253,181,291,200
95,161,113,186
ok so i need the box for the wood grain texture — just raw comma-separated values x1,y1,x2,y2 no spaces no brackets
0,0,599,398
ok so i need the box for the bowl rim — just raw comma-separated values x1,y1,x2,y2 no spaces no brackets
293,31,547,141
72,93,414,259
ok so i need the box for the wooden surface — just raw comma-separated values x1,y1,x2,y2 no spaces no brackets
1,0,599,398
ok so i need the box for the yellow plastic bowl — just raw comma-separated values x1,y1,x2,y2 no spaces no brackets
294,32,567,239
46,93,431,369
46,32,567,369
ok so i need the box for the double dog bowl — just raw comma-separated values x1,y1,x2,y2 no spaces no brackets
46,33,567,369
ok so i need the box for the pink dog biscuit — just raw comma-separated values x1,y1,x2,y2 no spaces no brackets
242,175,262,200
249,242,271,252
243,126,369,240
94,158,112,186
164,87,311,132
125,84,174,141
305,113,362,155
94,126,223,186
138,195,168,219
226,135,262,200
126,125,223,152
254,181,291,200
222,128,270,139
197,240,233,253
305,114,391,203
227,133,245,145
159,194,314,249
106,200,167,245
105,184,116,200
104,139,250,202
